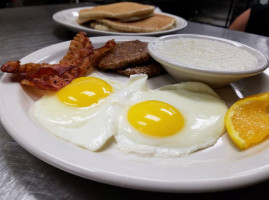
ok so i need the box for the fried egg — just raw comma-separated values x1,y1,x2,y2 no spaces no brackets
115,77,228,157
33,75,125,151
33,74,227,157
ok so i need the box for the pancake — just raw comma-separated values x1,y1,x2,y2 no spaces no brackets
89,21,118,32
94,14,176,33
77,2,155,24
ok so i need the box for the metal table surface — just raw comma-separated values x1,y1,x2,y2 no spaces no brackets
0,3,269,200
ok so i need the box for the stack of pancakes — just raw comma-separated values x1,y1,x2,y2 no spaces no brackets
77,2,176,33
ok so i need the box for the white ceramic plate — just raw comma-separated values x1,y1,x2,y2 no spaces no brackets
52,7,188,36
0,36,269,193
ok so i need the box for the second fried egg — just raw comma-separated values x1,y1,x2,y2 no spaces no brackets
115,79,228,157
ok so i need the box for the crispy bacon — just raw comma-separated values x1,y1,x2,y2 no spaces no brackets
0,32,116,91
26,64,79,91
59,31,94,76
1,61,40,74
1,61,79,91
89,39,116,69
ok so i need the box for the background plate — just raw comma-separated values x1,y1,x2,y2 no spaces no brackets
0,36,269,193
52,7,188,36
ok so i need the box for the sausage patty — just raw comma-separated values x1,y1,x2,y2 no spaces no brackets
117,62,165,77
95,40,151,70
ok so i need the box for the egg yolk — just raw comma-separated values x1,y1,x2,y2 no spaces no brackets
57,77,112,107
128,100,184,137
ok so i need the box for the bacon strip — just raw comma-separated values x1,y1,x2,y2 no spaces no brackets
1,61,79,91
59,31,94,76
89,39,116,69
0,32,116,91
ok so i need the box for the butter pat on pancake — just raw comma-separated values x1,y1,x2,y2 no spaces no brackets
78,2,155,24
95,14,176,33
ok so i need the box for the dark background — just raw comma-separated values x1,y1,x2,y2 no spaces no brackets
0,0,263,28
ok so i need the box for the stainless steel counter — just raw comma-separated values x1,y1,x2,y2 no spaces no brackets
0,3,269,199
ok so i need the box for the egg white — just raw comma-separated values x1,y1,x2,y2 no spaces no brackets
33,74,228,157
115,78,228,157
33,75,125,151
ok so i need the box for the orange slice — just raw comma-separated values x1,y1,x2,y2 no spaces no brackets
225,92,269,150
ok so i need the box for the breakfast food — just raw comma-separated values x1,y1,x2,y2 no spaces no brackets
92,14,176,33
0,32,116,91
1,61,80,91
33,75,125,151
225,92,269,150
94,40,165,77
115,78,228,157
77,2,155,24
0,33,166,90
2,29,268,159
117,63,165,77
58,31,94,76
77,2,176,33
33,74,228,157
95,40,150,70
152,37,258,71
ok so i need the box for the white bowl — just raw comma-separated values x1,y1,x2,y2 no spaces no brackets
148,34,268,87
